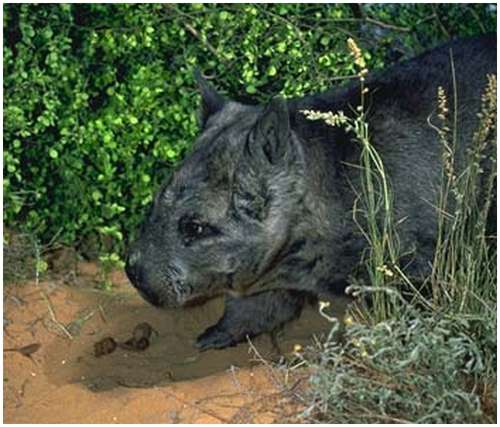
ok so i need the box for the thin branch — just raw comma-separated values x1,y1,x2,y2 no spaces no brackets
164,4,228,65
431,5,450,38
161,388,232,423
365,16,411,32
39,290,74,340
183,22,221,60
467,6,487,34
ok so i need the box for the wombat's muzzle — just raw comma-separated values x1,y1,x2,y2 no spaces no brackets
125,248,162,307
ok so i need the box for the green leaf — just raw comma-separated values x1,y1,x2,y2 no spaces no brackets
92,190,102,201
267,65,277,77
277,41,287,53
36,260,48,273
103,133,113,144
246,85,257,94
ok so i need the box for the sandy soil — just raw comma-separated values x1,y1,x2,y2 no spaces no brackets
3,261,350,423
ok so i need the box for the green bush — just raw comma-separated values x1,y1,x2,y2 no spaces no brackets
3,4,495,256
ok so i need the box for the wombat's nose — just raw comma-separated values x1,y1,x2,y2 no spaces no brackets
125,248,143,286
125,249,162,307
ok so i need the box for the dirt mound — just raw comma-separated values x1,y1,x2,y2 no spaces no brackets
3,263,349,423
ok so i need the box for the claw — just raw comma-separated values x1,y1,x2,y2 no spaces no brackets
195,325,237,351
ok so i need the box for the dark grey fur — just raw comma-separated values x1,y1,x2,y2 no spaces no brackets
126,35,496,350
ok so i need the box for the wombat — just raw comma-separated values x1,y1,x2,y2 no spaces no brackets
126,35,496,350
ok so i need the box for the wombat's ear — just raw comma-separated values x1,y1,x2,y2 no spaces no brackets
249,97,290,165
195,70,226,128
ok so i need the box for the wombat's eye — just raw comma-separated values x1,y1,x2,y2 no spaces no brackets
178,216,217,242
187,221,204,236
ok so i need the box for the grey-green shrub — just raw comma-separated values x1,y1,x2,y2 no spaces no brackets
299,308,490,423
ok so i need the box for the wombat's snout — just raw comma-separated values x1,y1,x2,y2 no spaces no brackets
125,248,162,307
125,247,143,285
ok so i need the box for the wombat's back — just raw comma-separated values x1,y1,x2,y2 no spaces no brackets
289,34,496,278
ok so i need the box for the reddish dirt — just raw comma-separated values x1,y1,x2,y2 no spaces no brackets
3,261,349,423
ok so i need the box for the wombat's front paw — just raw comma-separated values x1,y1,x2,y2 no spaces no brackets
195,325,238,351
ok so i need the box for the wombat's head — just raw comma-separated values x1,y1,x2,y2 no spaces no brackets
126,75,305,308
